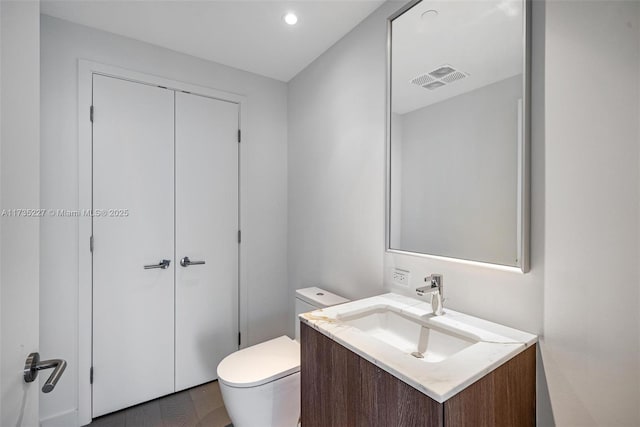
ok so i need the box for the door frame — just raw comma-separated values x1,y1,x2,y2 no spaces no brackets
78,60,248,425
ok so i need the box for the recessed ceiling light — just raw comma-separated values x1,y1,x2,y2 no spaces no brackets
283,13,298,26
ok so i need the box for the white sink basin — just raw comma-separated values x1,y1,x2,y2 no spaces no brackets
339,307,479,363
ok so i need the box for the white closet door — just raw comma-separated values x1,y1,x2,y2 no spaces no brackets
175,92,239,391
92,75,175,417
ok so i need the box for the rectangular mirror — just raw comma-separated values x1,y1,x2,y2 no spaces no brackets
387,0,530,272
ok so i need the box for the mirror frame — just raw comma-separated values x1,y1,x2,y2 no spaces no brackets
385,0,531,273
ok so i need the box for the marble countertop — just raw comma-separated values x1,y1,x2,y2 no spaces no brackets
299,293,537,403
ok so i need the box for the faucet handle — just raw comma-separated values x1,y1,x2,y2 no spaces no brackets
419,274,445,316
424,274,443,290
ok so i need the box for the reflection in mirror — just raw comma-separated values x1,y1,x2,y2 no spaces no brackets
388,0,529,270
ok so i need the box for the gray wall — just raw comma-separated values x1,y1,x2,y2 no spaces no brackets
287,4,392,321
395,75,521,266
40,15,288,425
288,1,640,425
542,2,640,425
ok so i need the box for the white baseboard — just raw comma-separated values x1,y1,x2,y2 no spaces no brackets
40,409,79,427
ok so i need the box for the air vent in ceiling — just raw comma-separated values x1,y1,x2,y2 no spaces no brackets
441,71,467,83
423,81,446,90
429,65,456,78
409,64,469,91
409,73,436,86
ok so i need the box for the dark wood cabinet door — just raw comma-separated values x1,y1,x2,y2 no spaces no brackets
301,323,443,427
444,345,536,427
360,360,443,427
301,321,362,426
301,322,536,427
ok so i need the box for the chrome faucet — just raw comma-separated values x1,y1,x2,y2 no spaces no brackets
416,274,444,316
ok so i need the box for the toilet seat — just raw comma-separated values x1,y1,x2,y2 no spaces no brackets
217,336,300,388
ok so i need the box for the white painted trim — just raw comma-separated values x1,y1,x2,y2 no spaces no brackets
40,409,79,427
77,59,248,425
77,60,92,427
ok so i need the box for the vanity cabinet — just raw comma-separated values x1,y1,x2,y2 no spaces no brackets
300,323,535,427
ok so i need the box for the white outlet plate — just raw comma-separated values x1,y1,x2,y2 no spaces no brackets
392,268,410,286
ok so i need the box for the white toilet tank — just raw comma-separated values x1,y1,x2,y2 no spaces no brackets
294,287,349,340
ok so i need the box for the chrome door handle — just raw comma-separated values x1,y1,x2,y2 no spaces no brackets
24,352,67,393
144,259,171,269
180,256,205,267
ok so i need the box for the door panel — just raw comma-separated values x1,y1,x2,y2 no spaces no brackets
0,2,40,425
92,75,175,417
175,92,239,391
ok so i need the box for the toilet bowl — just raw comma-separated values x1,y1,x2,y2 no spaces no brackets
217,287,349,427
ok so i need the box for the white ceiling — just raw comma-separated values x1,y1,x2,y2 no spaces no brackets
392,0,523,114
41,0,385,82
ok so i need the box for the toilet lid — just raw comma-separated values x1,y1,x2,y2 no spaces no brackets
217,335,300,388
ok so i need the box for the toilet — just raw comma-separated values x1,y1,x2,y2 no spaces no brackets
217,287,349,427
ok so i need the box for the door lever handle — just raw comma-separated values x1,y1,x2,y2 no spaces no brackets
144,259,171,269
180,256,205,267
24,352,67,393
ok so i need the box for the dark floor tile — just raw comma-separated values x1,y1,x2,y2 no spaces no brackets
159,391,198,427
86,382,227,427
125,399,163,427
192,382,224,419
195,405,231,427
90,411,126,427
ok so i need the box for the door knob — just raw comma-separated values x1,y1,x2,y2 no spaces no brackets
144,259,171,269
24,352,67,393
180,256,205,267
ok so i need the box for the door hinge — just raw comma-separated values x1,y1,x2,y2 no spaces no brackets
90,235,94,253
238,230,241,243
90,105,94,123
238,332,241,346
90,367,93,384
237,129,241,143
